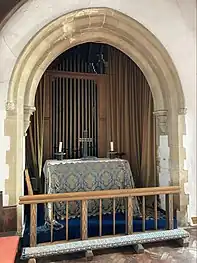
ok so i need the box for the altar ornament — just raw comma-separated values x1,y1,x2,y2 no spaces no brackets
108,141,117,159
58,142,62,152
55,142,66,160
110,141,114,152
79,130,93,159
108,151,118,159
54,152,66,160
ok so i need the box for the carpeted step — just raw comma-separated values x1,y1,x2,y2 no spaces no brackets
0,236,19,263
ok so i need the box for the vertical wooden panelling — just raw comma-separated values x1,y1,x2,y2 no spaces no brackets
52,78,56,156
69,78,73,158
45,52,103,159
94,81,98,156
91,81,94,156
51,76,98,158
97,77,107,157
35,47,110,164
59,63,62,144
43,75,51,161
77,78,81,158
55,76,59,152
84,71,87,132
62,64,66,149
81,64,85,137
65,59,69,156
49,76,53,159
73,54,77,158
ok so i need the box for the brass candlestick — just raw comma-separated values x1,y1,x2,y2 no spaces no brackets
54,152,66,160
108,151,117,159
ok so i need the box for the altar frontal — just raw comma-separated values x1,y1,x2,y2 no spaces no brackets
44,158,140,220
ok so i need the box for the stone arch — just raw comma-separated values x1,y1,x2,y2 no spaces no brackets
7,9,185,113
4,8,187,231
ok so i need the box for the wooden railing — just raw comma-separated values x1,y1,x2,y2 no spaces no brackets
20,170,180,248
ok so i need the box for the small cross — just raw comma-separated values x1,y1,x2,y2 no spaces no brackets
79,130,93,158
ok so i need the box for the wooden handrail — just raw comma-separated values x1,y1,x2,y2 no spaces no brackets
22,186,179,247
19,186,180,205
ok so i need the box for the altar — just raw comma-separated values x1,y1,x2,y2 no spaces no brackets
43,158,140,219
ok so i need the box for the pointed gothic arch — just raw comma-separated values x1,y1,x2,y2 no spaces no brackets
4,8,187,231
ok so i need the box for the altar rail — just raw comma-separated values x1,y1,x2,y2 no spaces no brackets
19,170,180,248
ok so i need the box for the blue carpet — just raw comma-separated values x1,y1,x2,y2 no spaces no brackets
22,204,177,246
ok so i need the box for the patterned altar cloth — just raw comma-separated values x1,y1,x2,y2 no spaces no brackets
43,158,140,219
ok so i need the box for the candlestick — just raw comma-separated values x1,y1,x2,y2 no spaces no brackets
58,142,62,152
110,141,114,152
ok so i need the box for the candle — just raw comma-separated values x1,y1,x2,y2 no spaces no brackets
110,141,114,152
58,142,62,152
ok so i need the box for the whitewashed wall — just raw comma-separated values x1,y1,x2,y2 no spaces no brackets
0,0,196,220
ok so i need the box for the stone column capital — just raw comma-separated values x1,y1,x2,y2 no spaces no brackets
24,105,36,136
179,108,187,115
153,110,168,116
153,110,168,135
5,101,17,117
5,101,15,111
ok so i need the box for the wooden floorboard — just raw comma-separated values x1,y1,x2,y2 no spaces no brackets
21,228,197,263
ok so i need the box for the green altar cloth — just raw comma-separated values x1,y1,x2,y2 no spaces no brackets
43,158,140,219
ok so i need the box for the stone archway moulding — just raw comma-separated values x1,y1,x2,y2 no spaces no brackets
4,8,188,231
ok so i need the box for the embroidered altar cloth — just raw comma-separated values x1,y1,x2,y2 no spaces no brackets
43,158,140,219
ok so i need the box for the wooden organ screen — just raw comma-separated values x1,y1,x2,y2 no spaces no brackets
41,49,108,162
43,72,107,162
51,76,98,159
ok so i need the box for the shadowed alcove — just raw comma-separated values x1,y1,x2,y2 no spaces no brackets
25,42,156,193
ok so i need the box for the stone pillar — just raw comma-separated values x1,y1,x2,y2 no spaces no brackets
4,100,24,233
176,108,189,226
153,110,169,209
4,102,36,233
153,110,169,174
167,108,189,226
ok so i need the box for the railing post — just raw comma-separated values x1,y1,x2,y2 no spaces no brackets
166,194,174,229
66,201,69,241
81,200,88,240
113,198,116,235
142,196,146,232
50,202,54,243
127,196,133,235
30,204,37,247
99,199,102,237
154,195,158,230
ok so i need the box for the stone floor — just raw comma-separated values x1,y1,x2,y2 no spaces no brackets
27,228,197,263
